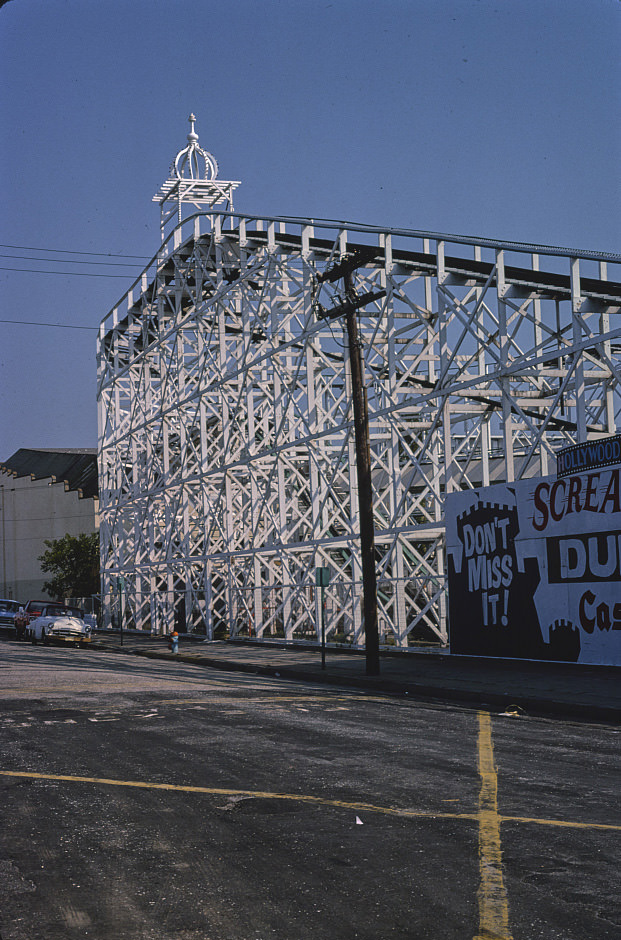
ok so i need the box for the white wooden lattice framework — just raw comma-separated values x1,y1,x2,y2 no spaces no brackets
97,209,621,645
98,117,621,645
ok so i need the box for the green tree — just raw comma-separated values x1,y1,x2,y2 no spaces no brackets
38,532,100,600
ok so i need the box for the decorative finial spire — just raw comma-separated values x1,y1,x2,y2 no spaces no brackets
170,113,219,181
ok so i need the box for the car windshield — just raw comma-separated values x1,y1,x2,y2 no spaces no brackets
0,601,19,612
47,606,83,618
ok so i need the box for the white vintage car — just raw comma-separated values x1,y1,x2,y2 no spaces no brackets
29,605,92,646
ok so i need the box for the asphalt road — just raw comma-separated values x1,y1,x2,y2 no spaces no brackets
0,639,619,940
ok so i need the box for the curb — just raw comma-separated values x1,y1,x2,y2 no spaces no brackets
90,642,621,724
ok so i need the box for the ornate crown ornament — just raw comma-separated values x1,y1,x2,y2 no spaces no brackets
170,114,219,181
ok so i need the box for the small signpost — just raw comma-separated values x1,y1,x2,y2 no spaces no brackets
117,575,126,646
315,567,331,669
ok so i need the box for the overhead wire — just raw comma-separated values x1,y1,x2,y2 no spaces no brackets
0,253,144,268
0,242,151,279
0,266,136,278
0,242,149,332
0,319,96,331
0,243,151,260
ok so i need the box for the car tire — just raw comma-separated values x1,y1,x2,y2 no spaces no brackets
42,630,48,646
31,631,37,645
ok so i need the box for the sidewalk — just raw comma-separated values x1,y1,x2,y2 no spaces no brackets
89,632,621,723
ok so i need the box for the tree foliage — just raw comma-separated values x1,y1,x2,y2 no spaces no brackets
39,532,100,600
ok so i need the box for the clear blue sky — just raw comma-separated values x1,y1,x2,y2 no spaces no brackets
1,0,619,460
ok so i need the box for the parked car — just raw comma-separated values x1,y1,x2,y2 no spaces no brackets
15,600,64,640
83,611,97,631
29,605,92,647
0,599,21,635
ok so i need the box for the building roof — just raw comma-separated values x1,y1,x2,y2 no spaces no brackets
0,449,98,500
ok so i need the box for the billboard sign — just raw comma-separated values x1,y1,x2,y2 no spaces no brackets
557,433,621,478
446,465,621,665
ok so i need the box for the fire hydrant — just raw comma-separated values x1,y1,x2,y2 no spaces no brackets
169,631,179,654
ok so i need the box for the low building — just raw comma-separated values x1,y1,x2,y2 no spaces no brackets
0,448,99,603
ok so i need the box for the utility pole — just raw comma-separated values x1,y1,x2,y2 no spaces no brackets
315,249,385,676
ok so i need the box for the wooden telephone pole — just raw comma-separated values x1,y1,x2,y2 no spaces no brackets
316,250,385,676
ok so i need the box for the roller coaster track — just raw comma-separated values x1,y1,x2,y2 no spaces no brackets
98,212,621,647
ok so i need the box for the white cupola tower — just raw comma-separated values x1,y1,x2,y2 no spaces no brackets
153,114,241,238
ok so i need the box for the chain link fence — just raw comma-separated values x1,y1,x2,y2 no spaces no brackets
91,573,446,647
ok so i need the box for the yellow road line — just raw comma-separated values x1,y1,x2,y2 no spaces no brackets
0,770,474,820
474,710,513,940
499,814,620,831
0,768,618,833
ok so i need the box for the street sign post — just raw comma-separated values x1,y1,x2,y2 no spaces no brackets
117,575,126,647
315,567,331,669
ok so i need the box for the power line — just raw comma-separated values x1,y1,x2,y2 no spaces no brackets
0,512,98,524
0,319,97,331
0,266,132,278
0,253,143,269
0,243,151,260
